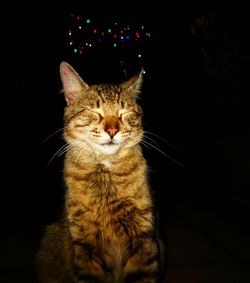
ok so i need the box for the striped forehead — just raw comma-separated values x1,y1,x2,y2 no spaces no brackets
92,84,122,103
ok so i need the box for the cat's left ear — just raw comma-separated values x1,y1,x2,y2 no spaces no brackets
119,68,144,98
60,61,89,106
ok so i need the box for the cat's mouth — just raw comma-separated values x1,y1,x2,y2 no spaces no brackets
101,141,117,146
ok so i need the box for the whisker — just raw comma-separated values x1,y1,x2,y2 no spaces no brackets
141,139,184,167
74,148,84,167
67,138,92,165
45,143,68,170
45,140,82,170
57,142,75,158
41,127,65,144
139,140,150,149
144,130,186,156
142,134,161,148
57,142,74,158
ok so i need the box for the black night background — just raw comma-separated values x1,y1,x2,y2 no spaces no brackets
2,0,250,282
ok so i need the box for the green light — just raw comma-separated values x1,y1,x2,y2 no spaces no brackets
86,18,91,23
141,25,144,30
146,32,151,37
73,48,77,53
113,43,117,47
108,28,112,33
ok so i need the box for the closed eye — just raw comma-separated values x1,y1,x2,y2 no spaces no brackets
87,109,104,121
95,112,103,120
119,112,128,119
119,110,140,119
119,110,132,118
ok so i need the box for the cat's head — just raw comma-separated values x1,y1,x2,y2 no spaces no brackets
59,61,144,156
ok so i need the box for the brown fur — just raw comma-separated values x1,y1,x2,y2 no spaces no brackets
36,62,164,283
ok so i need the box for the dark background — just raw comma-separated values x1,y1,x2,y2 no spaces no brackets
2,0,250,282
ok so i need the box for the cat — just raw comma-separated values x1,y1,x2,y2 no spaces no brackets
36,61,165,283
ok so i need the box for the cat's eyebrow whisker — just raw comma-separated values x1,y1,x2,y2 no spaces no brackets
143,130,186,156
141,138,184,167
41,127,65,144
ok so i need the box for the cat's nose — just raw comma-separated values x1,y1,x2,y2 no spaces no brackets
106,127,118,138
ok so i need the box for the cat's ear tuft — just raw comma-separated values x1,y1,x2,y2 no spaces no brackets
119,68,144,98
59,61,89,106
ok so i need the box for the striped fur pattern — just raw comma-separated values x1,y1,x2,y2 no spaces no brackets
36,62,163,283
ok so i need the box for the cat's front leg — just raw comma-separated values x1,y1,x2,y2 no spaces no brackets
72,241,104,283
124,236,161,283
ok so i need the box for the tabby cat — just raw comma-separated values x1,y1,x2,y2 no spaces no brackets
36,61,164,283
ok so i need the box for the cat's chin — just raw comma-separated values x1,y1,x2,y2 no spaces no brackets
93,142,121,155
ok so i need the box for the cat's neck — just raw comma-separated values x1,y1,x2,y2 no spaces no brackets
64,144,143,170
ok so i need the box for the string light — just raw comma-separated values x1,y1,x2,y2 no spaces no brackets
66,14,152,56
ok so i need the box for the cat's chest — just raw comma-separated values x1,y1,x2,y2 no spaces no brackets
99,160,113,168
66,163,152,239
68,196,144,240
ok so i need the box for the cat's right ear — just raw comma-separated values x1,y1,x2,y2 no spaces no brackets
59,61,89,106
